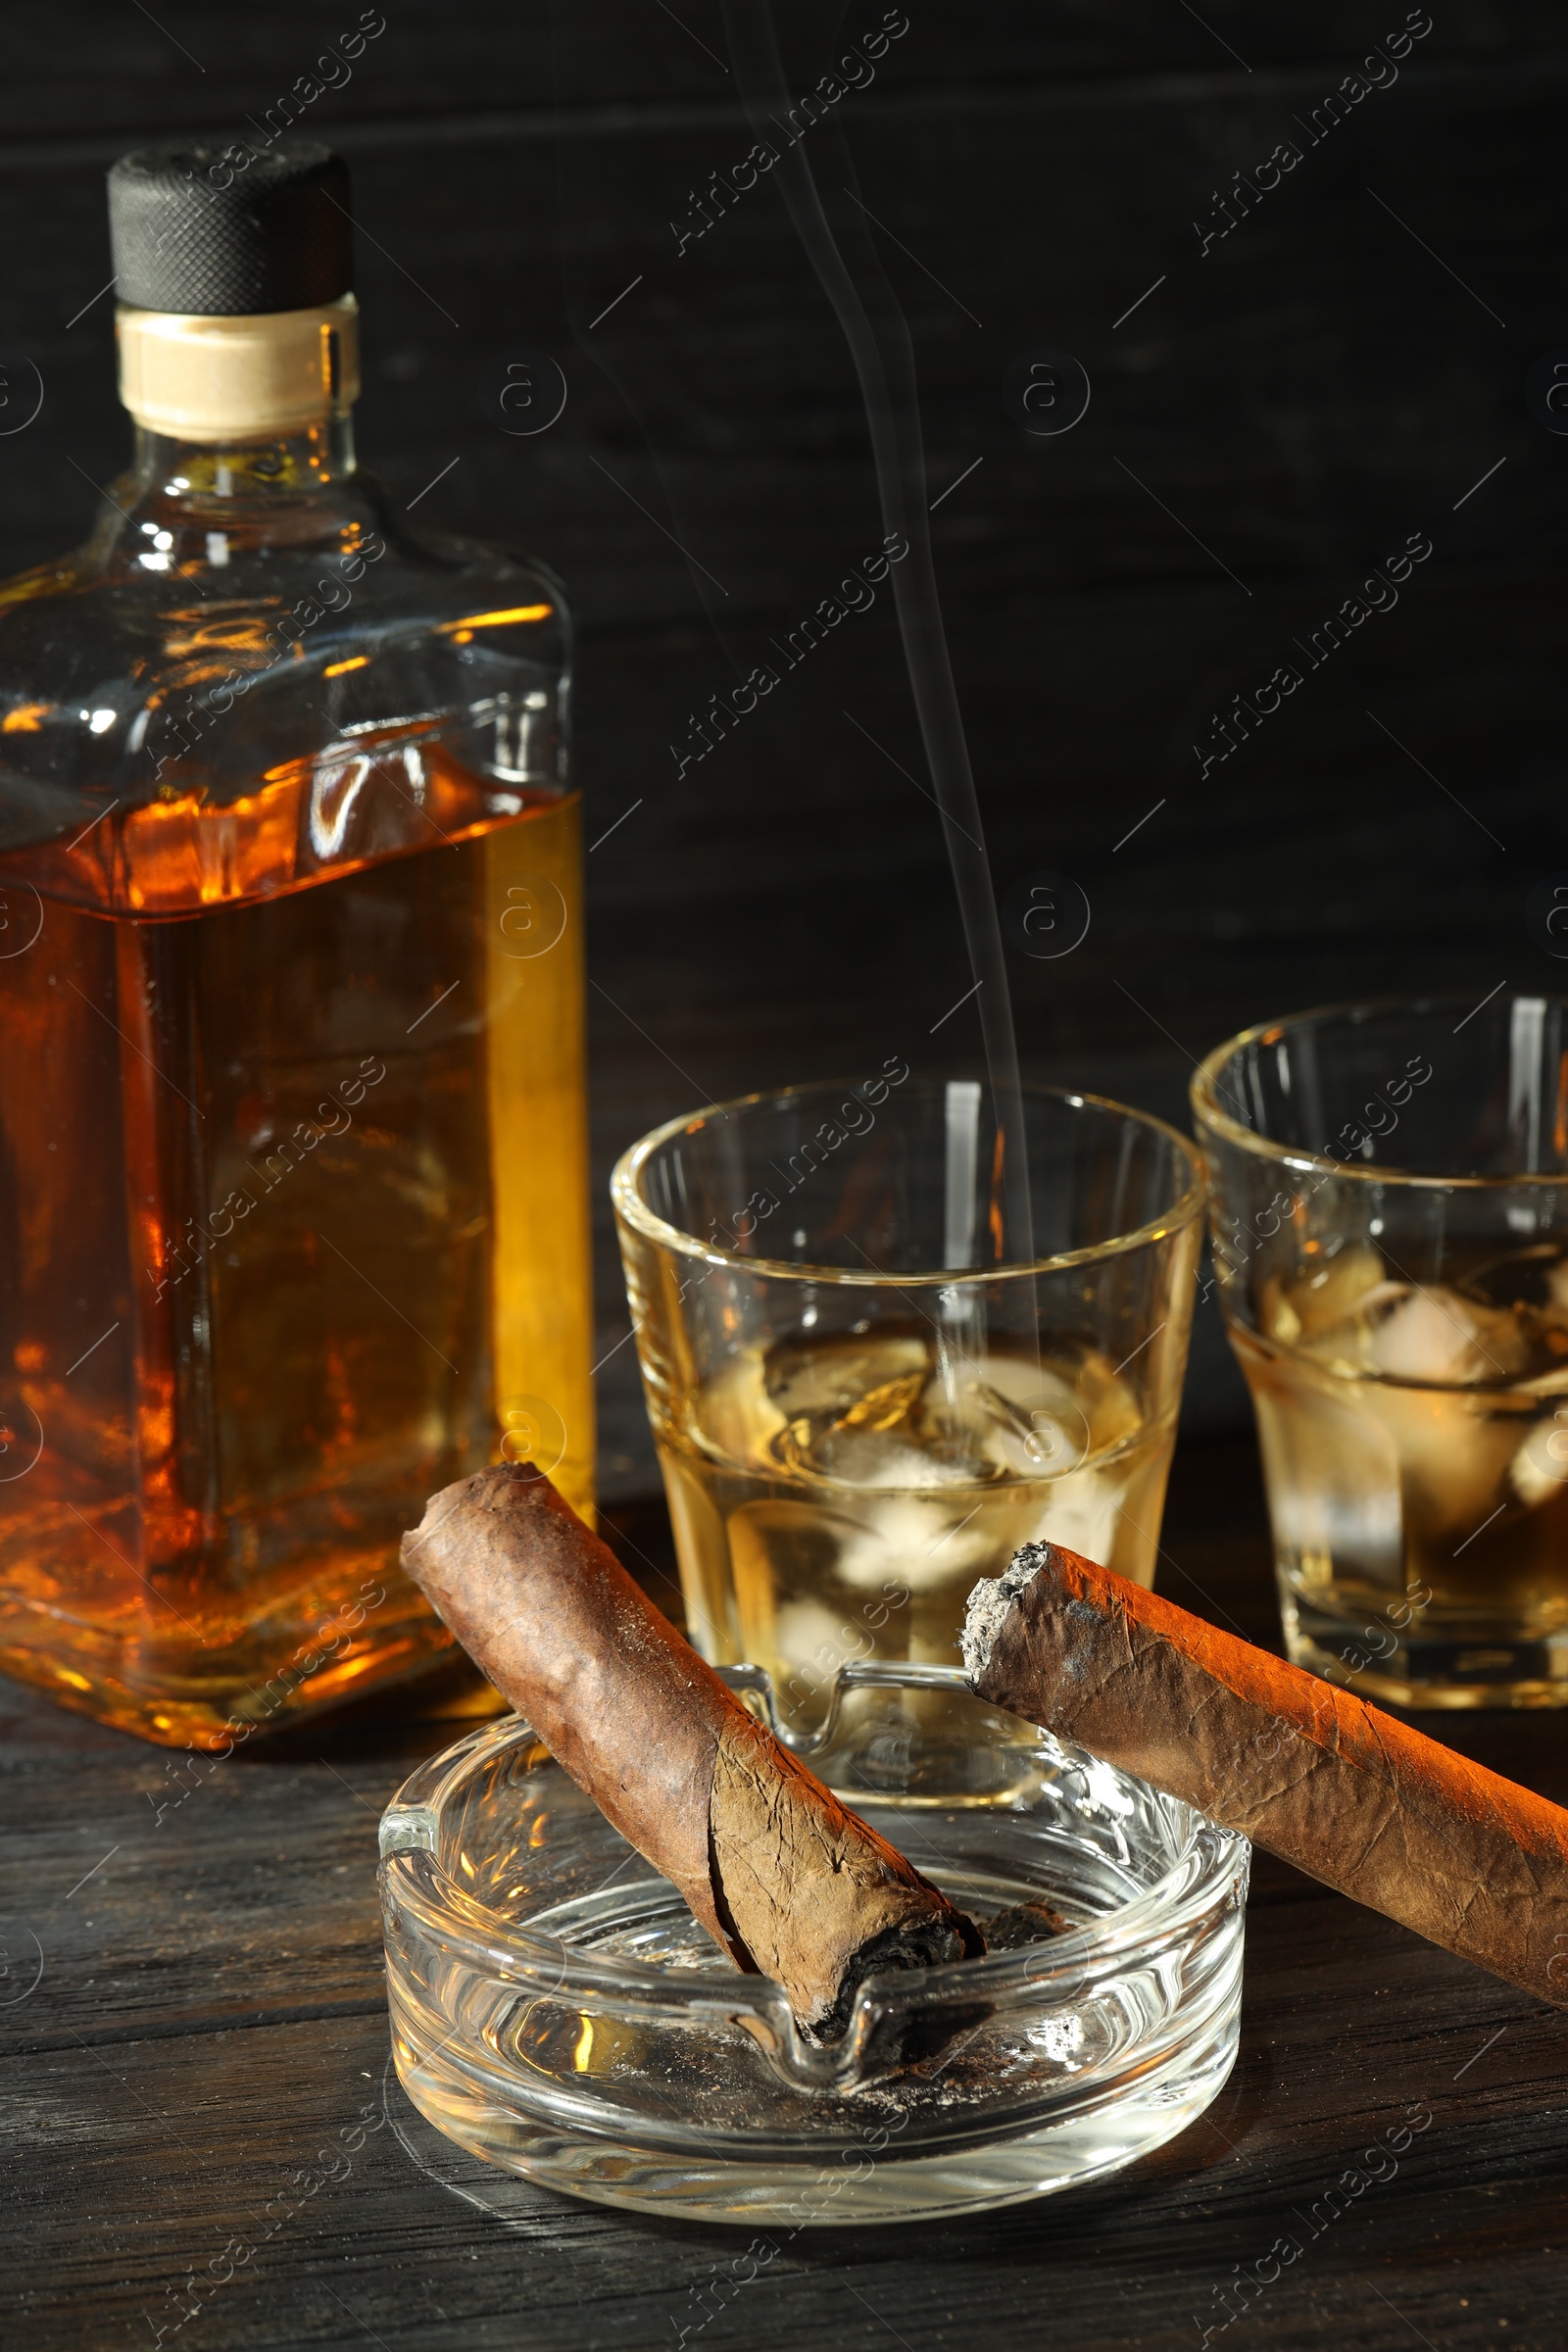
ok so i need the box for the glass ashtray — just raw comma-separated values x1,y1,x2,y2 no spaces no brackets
378,1664,1249,2225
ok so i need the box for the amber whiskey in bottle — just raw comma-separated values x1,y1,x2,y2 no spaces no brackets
0,140,592,1745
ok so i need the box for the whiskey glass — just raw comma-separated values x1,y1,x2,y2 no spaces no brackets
1194,994,1568,1707
612,1077,1203,1737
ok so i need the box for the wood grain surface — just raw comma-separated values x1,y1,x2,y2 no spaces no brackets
2,1437,1562,2352
0,5,1561,1492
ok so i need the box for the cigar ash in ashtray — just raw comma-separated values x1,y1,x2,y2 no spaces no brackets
401,1464,986,2044
977,1897,1075,1950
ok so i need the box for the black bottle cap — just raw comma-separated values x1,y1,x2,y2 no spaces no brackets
109,139,354,316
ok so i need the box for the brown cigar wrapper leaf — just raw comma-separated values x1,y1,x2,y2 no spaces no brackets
964,1544,1568,2011
709,1714,978,2026
402,1466,981,2034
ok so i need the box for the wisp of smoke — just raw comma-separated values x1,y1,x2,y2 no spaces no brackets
721,0,1035,1270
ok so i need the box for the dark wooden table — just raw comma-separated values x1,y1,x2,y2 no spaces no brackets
3,1436,1563,2352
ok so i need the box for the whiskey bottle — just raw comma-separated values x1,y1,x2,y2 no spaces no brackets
0,139,592,1745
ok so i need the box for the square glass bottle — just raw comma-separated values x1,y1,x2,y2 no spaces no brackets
0,140,592,1744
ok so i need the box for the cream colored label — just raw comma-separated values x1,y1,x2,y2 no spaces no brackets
116,296,361,440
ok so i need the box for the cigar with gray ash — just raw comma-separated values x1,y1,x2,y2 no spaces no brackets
965,1540,1568,2010
402,1463,984,2038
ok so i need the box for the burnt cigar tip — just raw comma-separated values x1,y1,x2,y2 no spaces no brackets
962,1542,1055,1680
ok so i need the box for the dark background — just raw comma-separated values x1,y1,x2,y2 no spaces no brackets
4,10,1567,2348
3,1,1560,1496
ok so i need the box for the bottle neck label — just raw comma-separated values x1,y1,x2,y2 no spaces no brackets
116,294,360,442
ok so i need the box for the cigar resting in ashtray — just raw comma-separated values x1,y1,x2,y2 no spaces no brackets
964,1543,1568,2011
403,1464,983,2036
